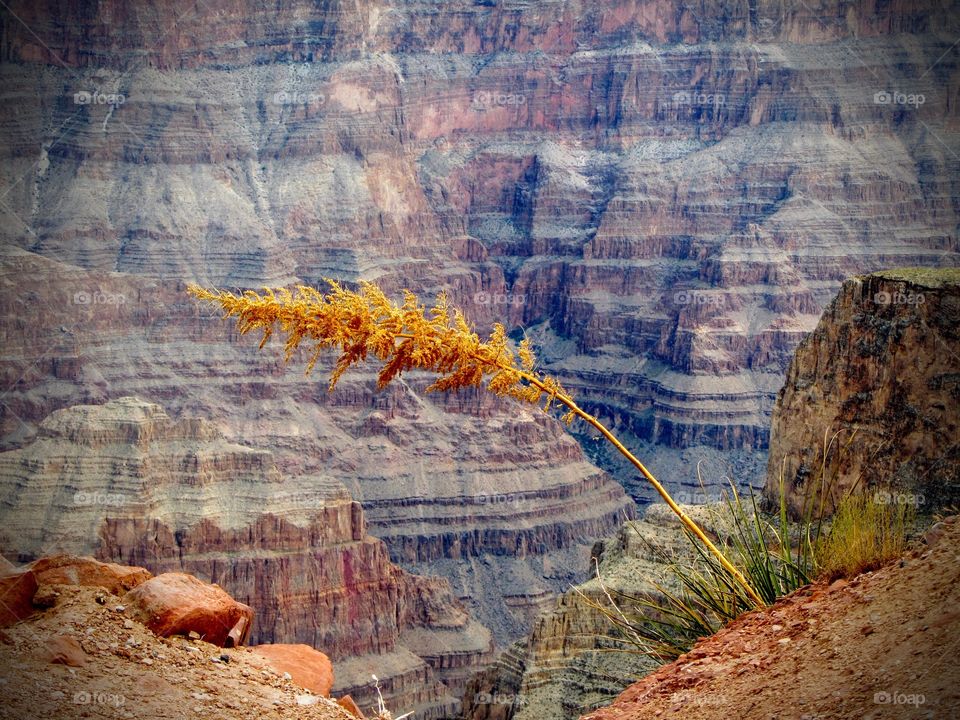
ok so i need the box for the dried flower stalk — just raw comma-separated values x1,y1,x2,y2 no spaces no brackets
188,280,764,606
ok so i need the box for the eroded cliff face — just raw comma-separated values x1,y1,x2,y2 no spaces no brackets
0,397,493,717
462,505,699,720
764,268,960,515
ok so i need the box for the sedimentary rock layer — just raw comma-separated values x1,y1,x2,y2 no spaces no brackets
0,396,494,716
764,268,960,514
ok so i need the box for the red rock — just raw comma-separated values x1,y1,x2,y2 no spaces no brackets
0,569,38,627
30,555,152,595
252,644,334,697
336,695,366,719
43,634,87,667
121,573,254,647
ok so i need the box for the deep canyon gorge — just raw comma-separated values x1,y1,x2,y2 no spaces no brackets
0,0,958,718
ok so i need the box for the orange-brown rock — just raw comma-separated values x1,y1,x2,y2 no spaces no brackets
336,695,366,719
0,568,37,627
0,397,498,717
30,555,152,595
252,644,335,697
42,634,87,667
121,572,254,648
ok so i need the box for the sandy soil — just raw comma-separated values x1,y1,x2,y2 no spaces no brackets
582,517,960,720
0,584,356,720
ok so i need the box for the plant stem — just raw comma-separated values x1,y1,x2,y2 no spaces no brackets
518,371,766,608
390,328,765,607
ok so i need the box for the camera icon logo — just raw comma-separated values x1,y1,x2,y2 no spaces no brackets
873,91,892,105
74,91,92,105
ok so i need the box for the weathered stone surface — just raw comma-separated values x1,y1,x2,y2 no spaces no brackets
122,572,255,648
30,555,152,595
252,643,335,697
464,504,701,720
42,634,87,667
0,568,37,627
765,269,960,515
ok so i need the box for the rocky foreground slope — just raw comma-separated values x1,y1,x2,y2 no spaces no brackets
582,517,960,720
0,396,497,718
765,268,960,514
0,557,362,720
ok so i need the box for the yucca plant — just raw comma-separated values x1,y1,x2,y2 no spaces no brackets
188,279,765,606
578,479,815,662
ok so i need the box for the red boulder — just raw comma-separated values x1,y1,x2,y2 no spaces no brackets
121,573,253,647
251,644,335,697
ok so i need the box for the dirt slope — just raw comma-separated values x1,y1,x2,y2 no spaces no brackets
0,585,358,720
583,518,960,720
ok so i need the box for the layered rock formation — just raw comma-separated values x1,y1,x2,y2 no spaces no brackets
765,268,960,514
0,1,959,710
0,244,635,647
0,397,494,717
463,505,699,720
0,0,956,507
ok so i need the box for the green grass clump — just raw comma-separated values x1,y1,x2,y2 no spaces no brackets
814,490,913,581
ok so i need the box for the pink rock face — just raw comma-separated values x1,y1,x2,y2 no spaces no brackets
252,644,335,697
121,573,254,647
0,569,37,627
30,555,152,595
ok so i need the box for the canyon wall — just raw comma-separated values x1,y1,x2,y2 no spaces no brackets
764,268,960,514
0,2,958,713
0,0,955,508
0,396,494,717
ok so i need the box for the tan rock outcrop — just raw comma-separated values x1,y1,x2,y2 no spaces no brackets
765,269,960,514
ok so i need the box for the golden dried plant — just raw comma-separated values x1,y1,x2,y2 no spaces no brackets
188,279,764,607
